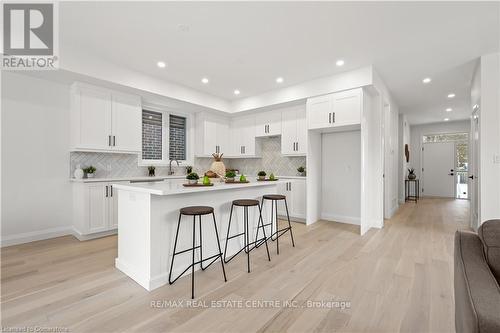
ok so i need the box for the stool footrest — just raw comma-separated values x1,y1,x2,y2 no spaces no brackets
173,245,201,256
169,253,223,285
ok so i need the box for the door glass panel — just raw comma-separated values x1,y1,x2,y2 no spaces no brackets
456,142,468,199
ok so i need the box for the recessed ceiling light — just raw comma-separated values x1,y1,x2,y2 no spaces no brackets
422,77,432,84
201,77,209,84
444,118,450,121
276,77,284,83
336,59,345,67
157,61,166,68
234,89,240,95
446,108,453,112
447,93,456,98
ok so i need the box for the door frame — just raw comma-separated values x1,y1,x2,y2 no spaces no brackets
470,106,480,230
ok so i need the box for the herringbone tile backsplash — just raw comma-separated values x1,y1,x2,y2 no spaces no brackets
70,137,306,178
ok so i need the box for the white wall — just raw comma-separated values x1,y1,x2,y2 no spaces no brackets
1,72,73,245
321,130,361,224
409,120,470,181
477,53,500,223
398,115,411,203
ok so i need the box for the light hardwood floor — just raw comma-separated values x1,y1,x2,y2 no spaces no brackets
1,198,470,332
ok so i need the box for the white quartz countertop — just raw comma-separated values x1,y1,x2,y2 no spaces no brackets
70,175,185,183
113,179,288,196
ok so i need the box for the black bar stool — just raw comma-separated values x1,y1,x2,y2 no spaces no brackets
224,199,271,273
258,194,295,255
169,206,227,299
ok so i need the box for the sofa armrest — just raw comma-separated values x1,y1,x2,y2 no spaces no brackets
455,230,500,333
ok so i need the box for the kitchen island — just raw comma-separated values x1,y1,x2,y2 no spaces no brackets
113,179,285,291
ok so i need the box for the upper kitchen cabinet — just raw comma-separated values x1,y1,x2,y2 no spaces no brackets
195,112,230,157
70,83,142,153
230,115,259,157
281,105,307,155
255,110,281,137
306,88,362,130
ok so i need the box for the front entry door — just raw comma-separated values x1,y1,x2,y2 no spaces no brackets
423,142,455,197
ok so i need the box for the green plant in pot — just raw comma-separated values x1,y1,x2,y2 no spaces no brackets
297,166,306,176
148,165,156,177
269,173,276,181
257,171,266,181
186,172,200,184
225,170,236,182
83,166,96,178
407,168,416,180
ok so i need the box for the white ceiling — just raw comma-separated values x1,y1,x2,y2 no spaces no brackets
59,2,499,124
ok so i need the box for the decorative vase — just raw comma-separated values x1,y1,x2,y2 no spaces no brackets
408,173,416,180
226,177,235,182
74,166,84,179
258,176,266,181
188,179,198,184
209,153,226,178
87,173,95,178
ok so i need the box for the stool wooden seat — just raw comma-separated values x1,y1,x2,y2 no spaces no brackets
263,194,286,200
179,206,214,215
232,199,259,207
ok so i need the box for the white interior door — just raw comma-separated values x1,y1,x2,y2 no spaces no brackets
423,142,455,197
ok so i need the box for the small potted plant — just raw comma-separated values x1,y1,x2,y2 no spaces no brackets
257,171,267,181
83,166,96,178
269,173,276,181
186,172,199,184
407,168,416,180
225,170,236,182
148,165,156,177
297,166,306,176
185,165,193,174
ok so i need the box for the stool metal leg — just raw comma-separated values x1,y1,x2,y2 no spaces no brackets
284,198,295,247
223,204,234,264
199,215,206,270
191,215,196,299
257,202,271,261
211,212,227,282
275,200,279,255
168,213,183,285
245,206,250,273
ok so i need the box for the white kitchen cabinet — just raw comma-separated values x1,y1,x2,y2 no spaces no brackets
307,88,362,130
255,110,282,137
277,178,306,221
195,113,230,157
111,93,142,152
70,83,142,153
73,181,123,238
281,106,307,155
230,115,258,157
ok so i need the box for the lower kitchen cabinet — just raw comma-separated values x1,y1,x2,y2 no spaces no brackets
277,178,306,221
72,181,124,238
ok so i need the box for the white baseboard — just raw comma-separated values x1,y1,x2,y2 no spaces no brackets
72,228,117,241
1,226,73,247
321,213,360,225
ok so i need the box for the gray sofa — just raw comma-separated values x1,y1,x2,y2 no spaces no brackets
455,219,500,333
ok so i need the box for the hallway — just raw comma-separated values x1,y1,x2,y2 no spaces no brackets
1,198,469,332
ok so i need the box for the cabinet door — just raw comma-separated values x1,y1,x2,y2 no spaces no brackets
242,116,256,156
203,119,218,155
216,120,230,155
295,108,307,155
108,183,123,230
276,181,289,216
111,93,142,152
87,184,109,233
78,87,112,150
290,180,306,219
255,111,281,137
331,89,362,126
281,109,297,155
306,94,332,130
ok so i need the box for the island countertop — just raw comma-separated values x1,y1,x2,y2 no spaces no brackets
112,178,288,196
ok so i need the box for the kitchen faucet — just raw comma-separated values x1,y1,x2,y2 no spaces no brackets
169,159,180,175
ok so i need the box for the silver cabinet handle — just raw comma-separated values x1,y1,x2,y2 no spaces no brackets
105,185,108,197
289,182,292,191
108,135,112,146
296,142,298,151
332,112,335,123
110,185,113,197
113,136,116,146
329,113,331,124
